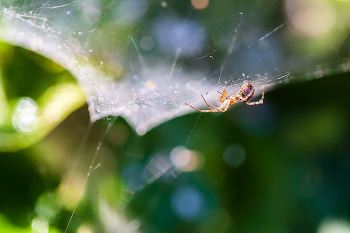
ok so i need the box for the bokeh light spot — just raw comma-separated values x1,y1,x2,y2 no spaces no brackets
12,97,40,133
121,163,145,186
171,186,206,220
170,146,204,172
153,16,206,57
35,192,61,223
145,81,156,89
31,219,48,233
191,0,209,10
140,36,155,51
129,219,140,230
77,223,93,233
39,165,46,174
117,0,148,25
285,0,336,36
317,218,350,233
223,143,246,168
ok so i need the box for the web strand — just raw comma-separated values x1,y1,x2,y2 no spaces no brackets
64,118,116,233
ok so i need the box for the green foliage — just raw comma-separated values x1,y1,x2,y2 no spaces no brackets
0,43,86,152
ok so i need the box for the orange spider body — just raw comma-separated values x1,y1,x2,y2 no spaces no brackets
185,80,266,113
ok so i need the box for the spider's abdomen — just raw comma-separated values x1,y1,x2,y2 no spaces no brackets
240,83,254,102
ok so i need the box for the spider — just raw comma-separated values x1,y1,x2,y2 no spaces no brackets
185,80,266,112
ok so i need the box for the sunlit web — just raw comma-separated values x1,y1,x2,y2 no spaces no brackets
1,0,349,135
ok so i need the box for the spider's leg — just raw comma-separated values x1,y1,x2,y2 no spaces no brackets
201,94,216,110
246,86,266,105
185,103,219,112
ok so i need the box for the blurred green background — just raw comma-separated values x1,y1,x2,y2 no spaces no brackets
1,0,350,233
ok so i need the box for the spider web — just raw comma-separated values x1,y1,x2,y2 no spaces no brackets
1,0,349,135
